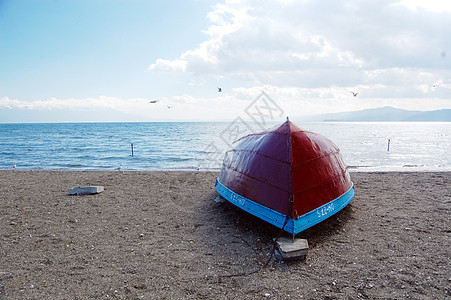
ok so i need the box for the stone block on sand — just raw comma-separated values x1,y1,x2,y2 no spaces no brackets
69,186,104,196
275,237,309,260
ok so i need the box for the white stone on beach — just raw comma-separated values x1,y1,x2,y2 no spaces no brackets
69,186,104,195
275,237,309,260
214,195,225,203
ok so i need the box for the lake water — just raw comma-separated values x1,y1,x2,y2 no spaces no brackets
0,122,449,172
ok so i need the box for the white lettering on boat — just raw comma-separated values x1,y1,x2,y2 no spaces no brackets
231,193,245,206
317,203,335,218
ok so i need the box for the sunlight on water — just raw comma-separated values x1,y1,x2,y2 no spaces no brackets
0,122,449,172
298,122,450,172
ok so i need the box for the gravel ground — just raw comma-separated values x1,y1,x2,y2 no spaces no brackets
0,171,449,299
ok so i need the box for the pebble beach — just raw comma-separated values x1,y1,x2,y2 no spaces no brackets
0,171,449,299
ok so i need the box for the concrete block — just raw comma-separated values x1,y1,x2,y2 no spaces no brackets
69,186,104,196
275,237,309,260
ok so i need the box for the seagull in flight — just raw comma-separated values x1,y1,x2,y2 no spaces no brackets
347,90,359,97
217,87,222,92
432,81,442,89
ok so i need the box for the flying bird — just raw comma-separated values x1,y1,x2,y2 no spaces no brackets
432,80,445,92
149,100,158,104
432,80,443,89
347,90,359,97
217,87,222,92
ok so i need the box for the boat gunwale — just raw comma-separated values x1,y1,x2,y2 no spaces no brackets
215,178,355,236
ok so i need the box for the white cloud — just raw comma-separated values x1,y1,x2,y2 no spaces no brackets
0,95,246,122
394,0,451,13
0,96,151,112
148,0,450,92
148,58,187,72
149,0,371,81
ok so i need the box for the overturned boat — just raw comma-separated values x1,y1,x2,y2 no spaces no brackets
215,118,354,236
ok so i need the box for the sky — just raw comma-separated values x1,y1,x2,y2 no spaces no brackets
0,0,450,122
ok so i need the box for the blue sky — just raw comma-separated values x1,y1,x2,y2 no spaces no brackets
1,0,211,98
1,0,450,122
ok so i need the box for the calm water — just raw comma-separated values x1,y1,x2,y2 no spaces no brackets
0,122,449,172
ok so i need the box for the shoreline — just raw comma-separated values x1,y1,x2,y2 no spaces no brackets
2,168,451,173
1,171,449,298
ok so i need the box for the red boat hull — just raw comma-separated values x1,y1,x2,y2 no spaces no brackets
216,119,354,235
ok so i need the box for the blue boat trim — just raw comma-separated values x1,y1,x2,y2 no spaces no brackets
215,179,355,235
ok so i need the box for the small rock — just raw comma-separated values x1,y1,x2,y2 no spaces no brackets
69,186,104,196
214,196,225,203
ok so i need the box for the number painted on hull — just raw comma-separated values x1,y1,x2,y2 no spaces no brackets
317,203,335,218
231,193,245,206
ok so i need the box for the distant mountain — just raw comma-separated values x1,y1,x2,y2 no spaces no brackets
402,109,451,121
305,106,451,122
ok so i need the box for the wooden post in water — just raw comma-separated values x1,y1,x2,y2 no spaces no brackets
387,139,390,152
131,143,134,157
